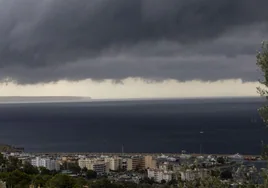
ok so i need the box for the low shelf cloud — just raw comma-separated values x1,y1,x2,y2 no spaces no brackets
0,0,267,84
0,79,260,99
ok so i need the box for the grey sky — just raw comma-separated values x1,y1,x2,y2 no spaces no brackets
0,0,268,84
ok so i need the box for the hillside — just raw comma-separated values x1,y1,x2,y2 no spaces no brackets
0,144,24,152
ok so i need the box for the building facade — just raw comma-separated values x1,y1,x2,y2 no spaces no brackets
78,158,93,169
132,156,145,170
127,158,133,171
120,158,128,171
107,157,120,171
147,169,173,183
144,155,156,169
180,169,209,181
92,162,107,174
31,157,60,171
78,158,109,174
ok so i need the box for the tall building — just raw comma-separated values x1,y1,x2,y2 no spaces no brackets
105,157,121,171
78,158,109,174
120,158,128,171
180,169,209,181
31,157,60,171
144,155,156,169
147,169,173,183
122,157,146,171
132,156,145,170
78,158,93,169
92,162,108,174
127,158,133,171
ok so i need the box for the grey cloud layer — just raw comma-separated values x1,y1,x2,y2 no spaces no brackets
0,0,268,83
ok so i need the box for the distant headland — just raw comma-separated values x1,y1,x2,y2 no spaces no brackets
0,96,91,104
0,144,24,153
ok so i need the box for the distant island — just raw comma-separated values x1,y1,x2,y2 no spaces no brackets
0,96,91,104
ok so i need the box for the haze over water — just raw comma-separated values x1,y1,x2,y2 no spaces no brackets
0,97,267,154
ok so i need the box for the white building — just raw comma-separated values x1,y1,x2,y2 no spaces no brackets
104,157,121,171
78,158,109,174
180,169,209,181
31,157,60,171
159,162,170,171
120,158,128,170
118,158,133,171
78,158,93,169
147,169,173,183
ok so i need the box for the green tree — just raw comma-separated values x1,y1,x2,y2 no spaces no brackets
0,153,6,165
122,182,137,188
140,177,155,185
73,177,88,188
6,156,21,172
160,179,166,184
0,172,8,183
61,161,68,170
261,169,268,188
217,157,225,164
0,153,7,173
257,41,268,125
199,176,228,188
22,161,39,175
5,170,31,188
89,178,123,188
168,179,178,186
46,174,75,188
256,41,268,187
67,162,81,174
86,170,97,180
81,167,88,173
32,174,52,187
220,170,233,180
211,169,221,177
39,166,51,175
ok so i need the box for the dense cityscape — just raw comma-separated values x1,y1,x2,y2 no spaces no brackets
0,144,268,188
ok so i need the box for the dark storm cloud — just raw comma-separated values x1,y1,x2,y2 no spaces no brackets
0,0,268,83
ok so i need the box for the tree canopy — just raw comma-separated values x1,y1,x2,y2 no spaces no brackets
46,174,76,188
85,169,97,180
257,41,268,125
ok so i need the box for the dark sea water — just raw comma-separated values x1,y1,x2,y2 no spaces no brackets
0,97,268,154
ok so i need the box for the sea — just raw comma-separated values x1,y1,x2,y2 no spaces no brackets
0,97,268,155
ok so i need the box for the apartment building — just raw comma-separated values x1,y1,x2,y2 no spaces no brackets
132,156,145,170
147,169,173,183
180,168,209,181
78,158,109,174
31,157,60,171
144,155,157,169
104,157,121,171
